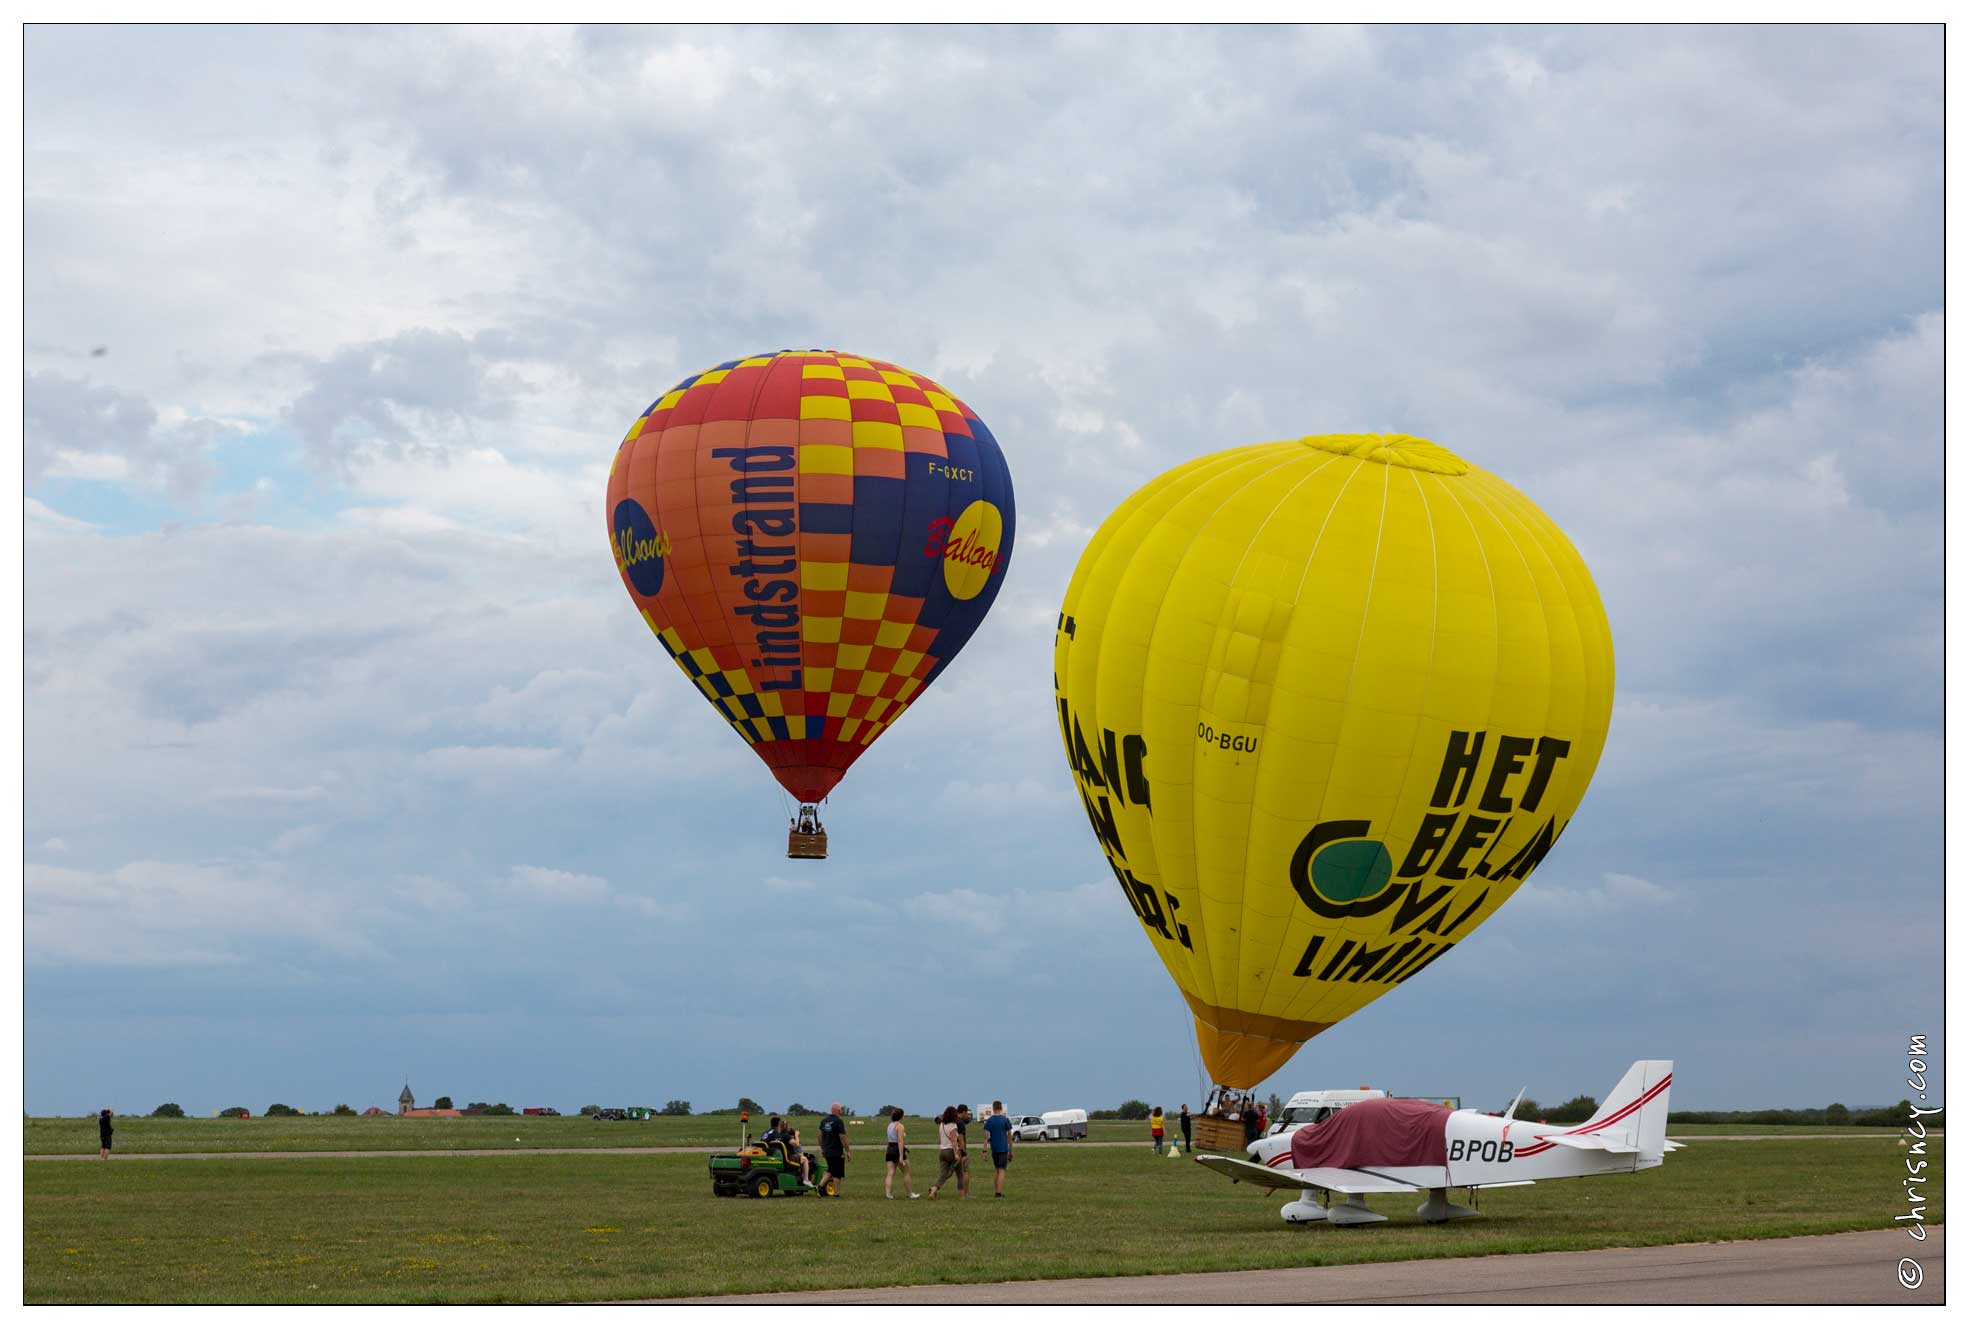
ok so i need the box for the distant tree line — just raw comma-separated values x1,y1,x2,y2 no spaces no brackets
88,1095,1941,1130
1668,1100,1938,1128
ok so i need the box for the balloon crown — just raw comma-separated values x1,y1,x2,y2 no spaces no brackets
1297,432,1469,476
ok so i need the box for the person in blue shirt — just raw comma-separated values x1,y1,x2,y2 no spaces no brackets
982,1100,1015,1197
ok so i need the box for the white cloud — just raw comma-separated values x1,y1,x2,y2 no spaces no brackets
25,859,383,967
270,824,327,854
23,497,96,533
1515,871,1676,915
506,864,610,901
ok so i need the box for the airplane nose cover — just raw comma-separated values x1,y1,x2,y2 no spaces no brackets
1291,1097,1452,1170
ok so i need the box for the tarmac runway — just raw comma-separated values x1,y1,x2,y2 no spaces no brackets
665,1226,1943,1304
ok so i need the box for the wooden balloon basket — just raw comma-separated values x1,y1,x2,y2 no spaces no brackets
1190,1114,1248,1154
787,804,828,859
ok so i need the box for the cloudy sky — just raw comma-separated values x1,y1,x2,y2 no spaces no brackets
22,24,1941,1117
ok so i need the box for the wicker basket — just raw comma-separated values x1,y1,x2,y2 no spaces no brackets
1190,1114,1248,1155
787,830,828,859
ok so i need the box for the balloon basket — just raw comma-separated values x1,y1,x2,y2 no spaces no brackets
1191,1115,1248,1155
787,805,828,859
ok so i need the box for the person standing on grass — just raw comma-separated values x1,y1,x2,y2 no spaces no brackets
884,1108,920,1199
1179,1104,1192,1154
927,1107,966,1199
983,1101,1013,1197
955,1104,975,1198
817,1102,849,1196
1150,1105,1166,1153
98,1108,113,1160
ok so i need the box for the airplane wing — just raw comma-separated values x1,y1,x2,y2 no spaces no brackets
1663,1141,1686,1151
1194,1154,1419,1194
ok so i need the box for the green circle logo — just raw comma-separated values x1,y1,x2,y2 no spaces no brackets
1289,821,1399,919
1309,838,1394,903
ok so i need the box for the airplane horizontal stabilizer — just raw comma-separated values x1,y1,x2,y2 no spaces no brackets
1194,1154,1418,1194
1533,1133,1637,1154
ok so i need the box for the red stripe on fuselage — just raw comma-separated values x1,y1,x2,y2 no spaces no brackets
1513,1074,1672,1158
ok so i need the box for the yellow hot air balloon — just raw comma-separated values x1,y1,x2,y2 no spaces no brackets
1054,433,1613,1089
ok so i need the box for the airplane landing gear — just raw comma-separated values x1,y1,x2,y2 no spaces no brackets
1415,1186,1482,1223
1280,1189,1329,1223
1323,1192,1388,1226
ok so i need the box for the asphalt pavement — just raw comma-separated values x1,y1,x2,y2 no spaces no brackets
661,1226,1944,1304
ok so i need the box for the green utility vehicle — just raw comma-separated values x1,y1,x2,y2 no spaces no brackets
709,1139,837,1198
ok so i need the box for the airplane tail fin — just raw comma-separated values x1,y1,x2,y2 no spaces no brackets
1587,1060,1674,1163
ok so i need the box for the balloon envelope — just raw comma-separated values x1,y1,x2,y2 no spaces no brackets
1054,433,1613,1087
609,350,1015,804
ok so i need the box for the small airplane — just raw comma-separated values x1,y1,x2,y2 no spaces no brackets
1197,1060,1678,1226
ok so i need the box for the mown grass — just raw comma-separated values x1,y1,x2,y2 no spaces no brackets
23,1113,1908,1156
28,1114,1050,1154
24,1135,1940,1303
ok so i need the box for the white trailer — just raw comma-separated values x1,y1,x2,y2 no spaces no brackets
1041,1108,1088,1140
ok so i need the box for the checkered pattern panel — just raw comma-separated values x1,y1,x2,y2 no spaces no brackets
607,349,1012,801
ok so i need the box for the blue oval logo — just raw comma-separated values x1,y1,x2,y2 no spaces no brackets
612,499,669,598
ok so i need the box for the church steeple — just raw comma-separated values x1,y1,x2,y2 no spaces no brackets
399,1083,414,1115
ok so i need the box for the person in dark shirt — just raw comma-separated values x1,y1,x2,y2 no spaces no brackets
759,1115,784,1146
817,1102,849,1195
982,1100,1014,1197
1179,1104,1192,1154
98,1108,114,1160
955,1105,974,1198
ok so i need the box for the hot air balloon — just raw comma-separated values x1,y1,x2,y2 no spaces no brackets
1053,433,1612,1089
608,350,1015,857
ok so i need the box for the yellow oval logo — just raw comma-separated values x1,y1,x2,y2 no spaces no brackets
928,500,1004,601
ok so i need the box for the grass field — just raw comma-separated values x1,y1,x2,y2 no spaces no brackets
25,1134,1941,1303
22,1113,1912,1156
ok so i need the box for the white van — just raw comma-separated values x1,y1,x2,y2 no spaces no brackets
1263,1088,1391,1138
1040,1108,1088,1140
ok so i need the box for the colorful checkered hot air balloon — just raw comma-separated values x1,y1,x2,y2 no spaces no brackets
607,351,1016,857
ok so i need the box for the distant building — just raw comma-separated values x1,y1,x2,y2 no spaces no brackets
397,1082,461,1118
361,1107,387,1117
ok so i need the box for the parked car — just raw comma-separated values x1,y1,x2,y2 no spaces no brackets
1008,1114,1049,1142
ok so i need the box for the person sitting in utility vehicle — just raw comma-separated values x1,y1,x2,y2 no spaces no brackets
783,1126,811,1185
